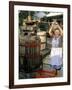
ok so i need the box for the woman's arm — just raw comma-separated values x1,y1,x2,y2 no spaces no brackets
48,22,54,36
57,23,63,36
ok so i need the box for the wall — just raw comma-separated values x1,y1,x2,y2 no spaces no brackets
0,0,72,90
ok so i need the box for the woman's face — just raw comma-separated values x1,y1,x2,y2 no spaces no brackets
54,29,60,37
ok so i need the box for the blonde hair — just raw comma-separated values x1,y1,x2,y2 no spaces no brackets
52,28,61,36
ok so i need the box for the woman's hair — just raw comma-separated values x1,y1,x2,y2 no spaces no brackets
52,28,61,34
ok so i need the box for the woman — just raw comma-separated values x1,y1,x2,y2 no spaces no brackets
48,20,63,76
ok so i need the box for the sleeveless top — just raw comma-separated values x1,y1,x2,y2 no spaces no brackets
52,36,63,48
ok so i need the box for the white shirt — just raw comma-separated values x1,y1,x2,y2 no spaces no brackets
52,37,60,47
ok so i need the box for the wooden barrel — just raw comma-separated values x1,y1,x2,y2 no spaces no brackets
23,35,42,73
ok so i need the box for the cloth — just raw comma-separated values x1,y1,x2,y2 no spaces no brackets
50,48,62,57
52,37,60,47
50,48,63,69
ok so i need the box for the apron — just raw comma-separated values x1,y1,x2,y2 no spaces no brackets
50,48,63,66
